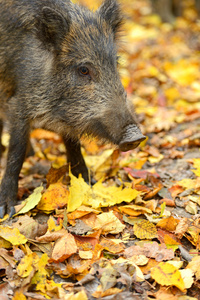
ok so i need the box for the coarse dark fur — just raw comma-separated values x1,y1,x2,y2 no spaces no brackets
0,0,145,217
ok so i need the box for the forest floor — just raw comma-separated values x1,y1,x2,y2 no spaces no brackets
0,0,200,299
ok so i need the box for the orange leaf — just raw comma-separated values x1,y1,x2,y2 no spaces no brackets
37,183,69,212
157,216,179,232
100,237,125,254
51,231,77,262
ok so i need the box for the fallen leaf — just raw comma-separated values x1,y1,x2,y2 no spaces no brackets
51,231,78,262
133,220,157,239
151,262,185,291
0,226,27,245
37,183,69,212
94,211,125,234
16,186,43,215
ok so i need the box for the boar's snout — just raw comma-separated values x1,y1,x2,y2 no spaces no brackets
119,124,146,152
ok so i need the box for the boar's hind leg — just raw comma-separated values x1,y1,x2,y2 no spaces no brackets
0,117,29,218
63,137,89,183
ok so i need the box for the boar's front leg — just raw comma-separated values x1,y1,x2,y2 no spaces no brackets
63,137,89,183
0,115,29,218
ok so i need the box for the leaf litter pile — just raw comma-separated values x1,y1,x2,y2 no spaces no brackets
0,1,200,299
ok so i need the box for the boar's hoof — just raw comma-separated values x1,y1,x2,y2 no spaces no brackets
0,205,16,219
0,205,5,219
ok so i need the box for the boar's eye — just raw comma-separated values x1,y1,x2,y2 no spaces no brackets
78,66,90,76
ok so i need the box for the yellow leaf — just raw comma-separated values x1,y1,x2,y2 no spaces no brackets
38,183,69,212
68,173,91,212
84,149,114,180
0,237,12,248
16,186,43,215
0,226,27,245
48,216,63,232
17,252,39,278
192,158,200,177
177,179,197,190
164,60,199,86
13,292,27,300
31,253,51,293
68,171,140,212
133,220,157,240
94,211,125,234
151,262,185,291
85,181,140,209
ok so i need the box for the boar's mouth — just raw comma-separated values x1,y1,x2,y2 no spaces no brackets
80,119,146,152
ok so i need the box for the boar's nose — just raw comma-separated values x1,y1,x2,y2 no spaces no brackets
119,125,146,152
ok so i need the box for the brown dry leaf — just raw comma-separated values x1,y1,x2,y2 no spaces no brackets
74,235,99,251
66,254,92,276
185,201,198,215
169,185,184,198
36,229,66,243
0,248,16,268
79,213,98,229
151,262,185,292
125,242,174,261
174,218,189,239
12,215,40,239
159,198,175,207
46,165,69,187
92,287,122,299
143,186,163,200
187,256,200,280
37,182,69,212
154,286,179,300
51,231,77,262
133,220,157,239
100,237,125,254
140,258,159,275
180,269,194,289
157,216,179,232
93,211,125,234
67,206,100,224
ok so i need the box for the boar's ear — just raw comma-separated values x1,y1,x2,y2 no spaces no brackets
98,0,123,36
37,7,70,50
